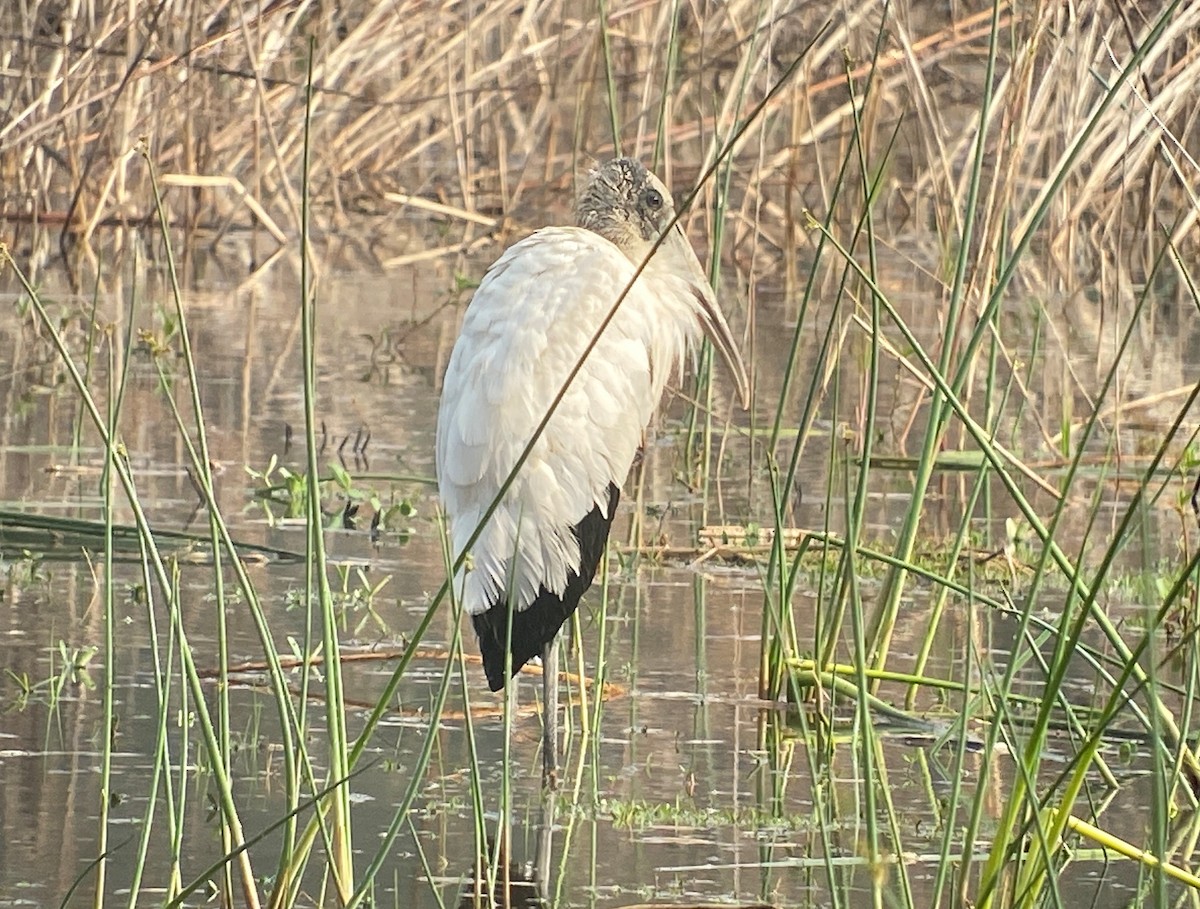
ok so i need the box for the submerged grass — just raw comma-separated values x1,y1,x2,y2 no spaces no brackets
3,0,1200,907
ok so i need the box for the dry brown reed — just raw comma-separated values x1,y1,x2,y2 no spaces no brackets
2,3,1190,236
2,1,1196,285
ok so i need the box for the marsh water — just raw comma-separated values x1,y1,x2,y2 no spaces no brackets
6,0,1200,900
1,216,1196,909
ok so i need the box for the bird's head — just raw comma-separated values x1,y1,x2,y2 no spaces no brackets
577,158,675,254
576,158,751,409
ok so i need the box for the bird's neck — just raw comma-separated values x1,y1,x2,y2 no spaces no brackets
637,266,705,400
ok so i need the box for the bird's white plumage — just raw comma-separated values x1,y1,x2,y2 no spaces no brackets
436,226,702,616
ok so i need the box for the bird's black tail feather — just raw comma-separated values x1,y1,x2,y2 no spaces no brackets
473,484,620,691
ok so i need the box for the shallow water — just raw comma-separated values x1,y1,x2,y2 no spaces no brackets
0,221,1195,908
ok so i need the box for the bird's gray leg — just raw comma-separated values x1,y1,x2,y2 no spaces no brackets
535,784,557,894
542,635,559,789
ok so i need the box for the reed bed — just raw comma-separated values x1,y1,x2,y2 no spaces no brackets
3,1,1197,284
4,0,1200,907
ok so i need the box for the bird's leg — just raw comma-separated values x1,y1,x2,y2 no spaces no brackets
534,782,557,894
542,635,559,789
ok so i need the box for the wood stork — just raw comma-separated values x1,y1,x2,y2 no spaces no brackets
436,157,750,782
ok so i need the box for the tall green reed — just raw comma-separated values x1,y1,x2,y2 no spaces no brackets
752,3,1200,906
297,43,355,902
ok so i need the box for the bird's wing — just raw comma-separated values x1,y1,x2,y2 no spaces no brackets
436,227,661,616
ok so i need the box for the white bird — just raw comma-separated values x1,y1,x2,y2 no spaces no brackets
436,157,750,781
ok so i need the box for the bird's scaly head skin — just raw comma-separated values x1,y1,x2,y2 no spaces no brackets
576,158,674,256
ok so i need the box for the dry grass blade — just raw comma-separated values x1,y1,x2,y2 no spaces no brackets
159,174,288,243
381,191,499,229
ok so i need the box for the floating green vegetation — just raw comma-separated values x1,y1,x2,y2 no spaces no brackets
4,640,97,719
246,454,423,541
602,797,818,834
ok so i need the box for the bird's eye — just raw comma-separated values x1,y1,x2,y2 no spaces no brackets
643,188,664,210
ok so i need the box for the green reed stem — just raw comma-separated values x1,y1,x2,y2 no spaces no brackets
143,121,238,908
842,462,880,906
869,0,1003,670
927,580,983,908
842,4,889,555
818,30,902,682
73,268,102,459
587,548,612,799
126,532,174,905
596,0,621,152
693,15,764,510
905,328,1016,709
166,765,377,908
441,514,488,909
952,592,1038,903
814,365,845,670
992,546,1200,906
296,38,355,901
92,332,116,909
168,563,189,898
651,0,681,172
